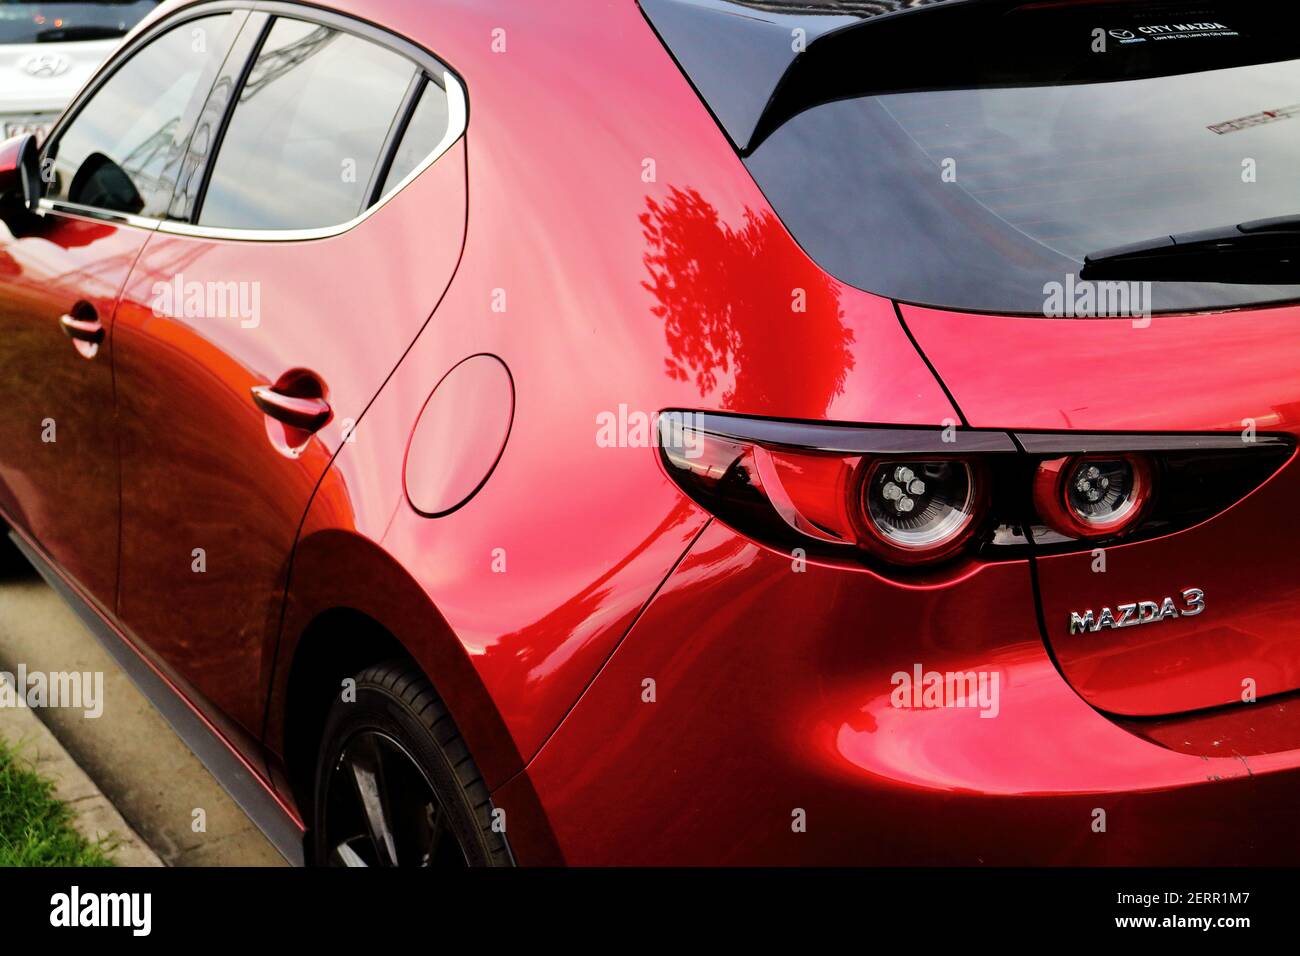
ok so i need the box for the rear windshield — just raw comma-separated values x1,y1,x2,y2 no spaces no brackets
744,0,1300,314
0,1,158,44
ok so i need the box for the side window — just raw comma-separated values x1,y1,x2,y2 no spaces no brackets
379,78,453,196
197,18,416,231
45,14,240,217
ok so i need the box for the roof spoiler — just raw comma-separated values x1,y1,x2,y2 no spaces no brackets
637,0,980,152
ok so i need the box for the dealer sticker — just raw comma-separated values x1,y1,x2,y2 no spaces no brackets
1107,21,1239,44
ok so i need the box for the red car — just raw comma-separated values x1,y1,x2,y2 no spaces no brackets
1,0,1299,867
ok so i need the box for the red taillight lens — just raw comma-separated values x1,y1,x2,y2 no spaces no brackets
657,413,995,567
758,450,987,562
1033,453,1153,539
856,459,986,565
658,411,1291,572
752,447,859,543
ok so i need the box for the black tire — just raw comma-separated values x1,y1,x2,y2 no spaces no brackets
311,660,512,867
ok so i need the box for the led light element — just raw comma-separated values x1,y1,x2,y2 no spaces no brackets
857,460,984,564
1034,453,1153,539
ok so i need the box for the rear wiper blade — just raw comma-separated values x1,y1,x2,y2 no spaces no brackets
1082,216,1300,283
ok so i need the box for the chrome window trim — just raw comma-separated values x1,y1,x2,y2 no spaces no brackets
40,68,465,243
166,69,466,242
37,0,468,244
38,198,160,231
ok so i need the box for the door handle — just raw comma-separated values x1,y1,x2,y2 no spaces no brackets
59,311,104,359
59,313,104,343
250,385,332,433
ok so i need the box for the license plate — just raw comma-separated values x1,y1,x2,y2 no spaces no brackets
3,121,50,142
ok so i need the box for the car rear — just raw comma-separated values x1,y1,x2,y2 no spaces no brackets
506,0,1300,864
641,0,1300,721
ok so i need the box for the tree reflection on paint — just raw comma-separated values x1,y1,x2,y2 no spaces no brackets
640,186,854,413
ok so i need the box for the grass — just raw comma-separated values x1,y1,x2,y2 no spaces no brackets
0,738,115,867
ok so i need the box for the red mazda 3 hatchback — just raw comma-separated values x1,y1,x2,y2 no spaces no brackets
1,0,1299,866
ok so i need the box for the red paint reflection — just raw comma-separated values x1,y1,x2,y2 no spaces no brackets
641,186,854,412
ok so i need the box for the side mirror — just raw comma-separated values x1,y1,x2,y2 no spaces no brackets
69,152,143,214
0,134,42,217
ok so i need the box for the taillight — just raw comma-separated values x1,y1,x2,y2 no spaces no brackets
657,412,1012,569
1032,454,1153,539
857,459,986,565
657,411,1294,573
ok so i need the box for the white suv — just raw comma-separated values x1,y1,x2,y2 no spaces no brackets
1,1,158,141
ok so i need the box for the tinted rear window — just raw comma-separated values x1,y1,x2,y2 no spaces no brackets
743,1,1300,314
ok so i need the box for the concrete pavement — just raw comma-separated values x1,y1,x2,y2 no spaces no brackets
0,568,284,866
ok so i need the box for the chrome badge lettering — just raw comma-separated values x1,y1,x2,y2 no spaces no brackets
1069,587,1203,634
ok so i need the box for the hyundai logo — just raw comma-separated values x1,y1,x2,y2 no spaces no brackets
19,52,71,78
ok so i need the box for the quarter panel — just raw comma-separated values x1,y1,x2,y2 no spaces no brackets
266,0,960,791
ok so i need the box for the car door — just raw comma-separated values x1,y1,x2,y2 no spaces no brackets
111,7,468,736
0,9,244,608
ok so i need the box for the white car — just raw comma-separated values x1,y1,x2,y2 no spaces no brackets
0,1,158,141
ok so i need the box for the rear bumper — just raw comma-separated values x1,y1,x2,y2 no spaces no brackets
506,520,1300,865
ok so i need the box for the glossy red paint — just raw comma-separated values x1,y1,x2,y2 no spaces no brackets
1031,454,1154,539
0,134,37,206
0,213,144,610
403,354,514,517
901,302,1300,433
0,134,25,180
506,522,1300,865
2,0,1300,867
903,302,1300,716
267,0,959,807
1035,454,1300,716
106,136,469,739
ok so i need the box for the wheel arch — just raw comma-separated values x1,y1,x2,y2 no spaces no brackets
267,528,524,821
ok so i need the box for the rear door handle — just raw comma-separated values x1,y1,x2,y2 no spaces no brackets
59,310,104,359
250,385,332,433
59,313,104,343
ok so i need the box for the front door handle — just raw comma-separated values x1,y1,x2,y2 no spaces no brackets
250,385,332,433
59,310,104,359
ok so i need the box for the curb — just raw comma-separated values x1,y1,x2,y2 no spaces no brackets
0,699,163,867
0,575,285,866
